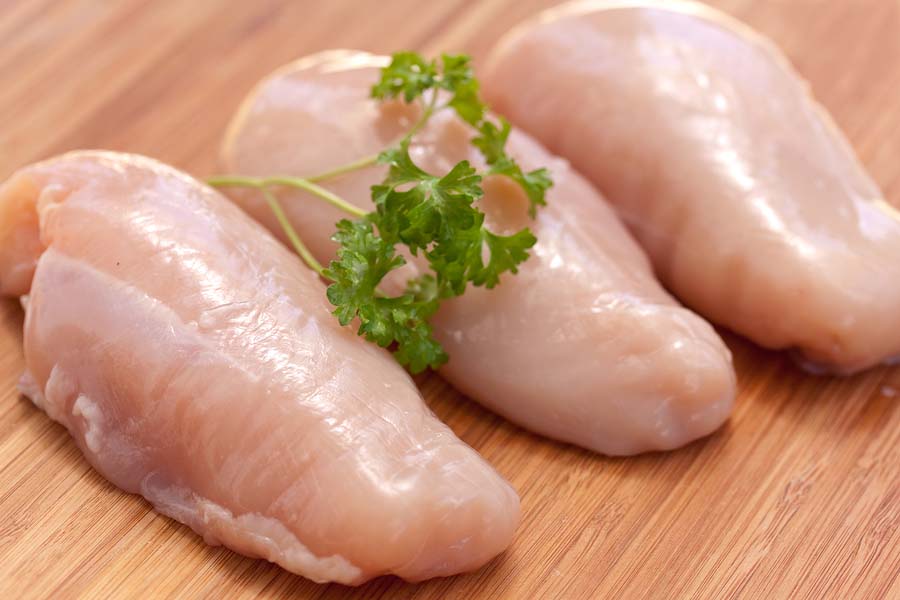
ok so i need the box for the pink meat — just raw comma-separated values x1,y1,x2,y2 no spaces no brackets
483,0,900,373
219,50,736,455
0,151,519,584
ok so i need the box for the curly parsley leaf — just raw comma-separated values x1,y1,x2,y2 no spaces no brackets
324,218,447,373
475,229,537,288
472,118,511,164
488,159,552,218
372,52,486,125
324,218,405,326
438,54,476,90
374,142,482,252
472,117,552,217
438,54,486,126
223,51,553,373
373,142,536,296
370,52,438,102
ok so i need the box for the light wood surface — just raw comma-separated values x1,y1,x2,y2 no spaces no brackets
1,1,899,598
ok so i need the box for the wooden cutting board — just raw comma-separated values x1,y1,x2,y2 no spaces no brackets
1,1,898,598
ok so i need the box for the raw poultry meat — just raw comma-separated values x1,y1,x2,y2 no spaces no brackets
0,151,520,584
219,50,736,455
482,0,900,373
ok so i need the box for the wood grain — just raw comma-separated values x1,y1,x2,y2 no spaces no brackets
1,1,899,598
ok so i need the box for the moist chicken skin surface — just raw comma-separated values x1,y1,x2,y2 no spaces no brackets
0,151,520,585
483,0,900,373
220,50,736,455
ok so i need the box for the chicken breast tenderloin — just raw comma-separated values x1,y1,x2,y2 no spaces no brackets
0,151,519,584
219,51,736,455
483,0,900,373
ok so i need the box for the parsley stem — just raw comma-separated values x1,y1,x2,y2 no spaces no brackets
206,175,353,276
305,154,379,182
402,91,440,144
261,176,368,218
259,187,327,277
304,92,442,184
206,175,263,188
207,175,367,218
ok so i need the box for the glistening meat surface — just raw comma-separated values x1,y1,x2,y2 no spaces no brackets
220,51,736,455
0,151,519,584
483,0,900,373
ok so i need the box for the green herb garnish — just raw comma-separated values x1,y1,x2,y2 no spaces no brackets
209,52,552,372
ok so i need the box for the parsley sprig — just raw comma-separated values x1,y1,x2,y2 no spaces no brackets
209,52,552,372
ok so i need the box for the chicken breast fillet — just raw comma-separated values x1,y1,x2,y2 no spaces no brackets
0,151,520,584
219,51,736,455
482,0,900,373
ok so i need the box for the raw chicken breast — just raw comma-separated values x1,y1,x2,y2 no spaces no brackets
219,51,736,455
0,151,519,584
482,0,900,373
